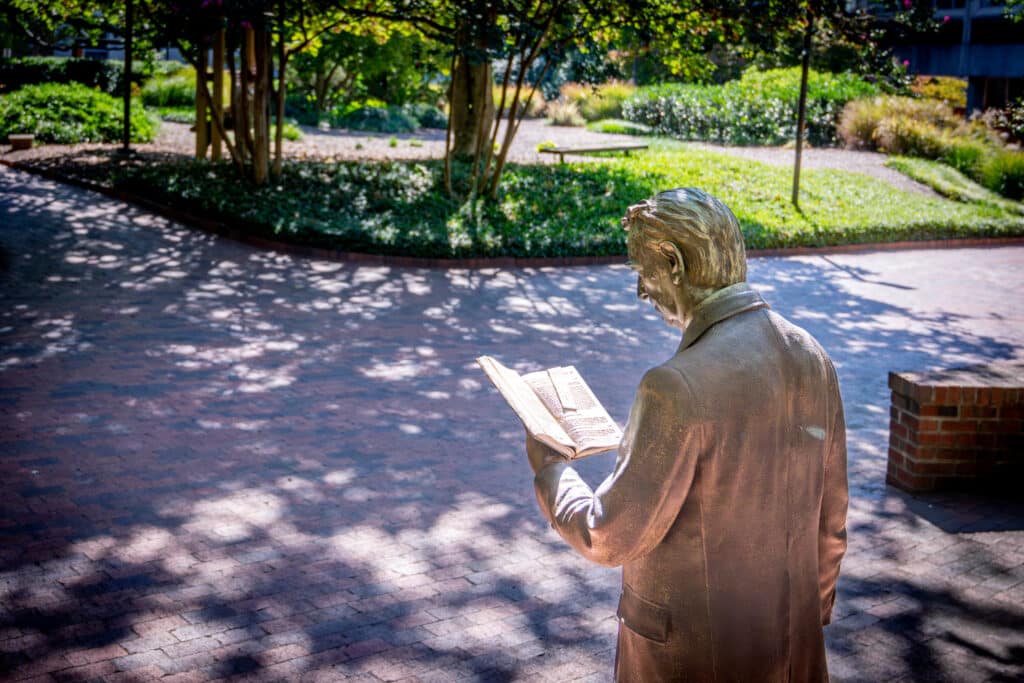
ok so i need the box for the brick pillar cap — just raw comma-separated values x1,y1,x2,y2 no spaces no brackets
891,363,1024,390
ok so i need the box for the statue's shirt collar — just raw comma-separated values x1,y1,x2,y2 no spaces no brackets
679,282,770,351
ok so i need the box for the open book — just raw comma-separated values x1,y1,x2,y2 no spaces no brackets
477,355,623,460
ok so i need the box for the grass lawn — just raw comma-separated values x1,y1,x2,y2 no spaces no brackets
884,156,1024,216
30,138,1024,258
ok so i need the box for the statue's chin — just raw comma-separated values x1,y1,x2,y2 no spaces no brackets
654,305,682,329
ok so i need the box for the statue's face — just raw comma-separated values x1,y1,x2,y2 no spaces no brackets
629,244,685,329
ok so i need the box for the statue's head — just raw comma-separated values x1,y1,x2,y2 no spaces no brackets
622,188,747,329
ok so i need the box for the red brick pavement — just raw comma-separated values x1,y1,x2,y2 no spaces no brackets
1,166,1023,681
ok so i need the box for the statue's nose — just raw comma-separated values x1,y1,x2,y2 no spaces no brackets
637,277,649,301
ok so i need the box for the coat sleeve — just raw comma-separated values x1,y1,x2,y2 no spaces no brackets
532,365,701,567
819,366,849,625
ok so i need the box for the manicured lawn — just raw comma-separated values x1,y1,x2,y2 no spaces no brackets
27,138,1024,258
885,156,1024,216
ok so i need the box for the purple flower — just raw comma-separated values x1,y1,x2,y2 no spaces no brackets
903,0,911,7
902,59,910,66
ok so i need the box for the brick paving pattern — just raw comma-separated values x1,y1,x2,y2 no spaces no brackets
1,164,1023,681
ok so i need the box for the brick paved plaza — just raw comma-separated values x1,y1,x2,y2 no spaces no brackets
1,164,1023,681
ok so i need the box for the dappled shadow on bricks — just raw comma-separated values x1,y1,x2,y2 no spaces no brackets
1,166,1022,680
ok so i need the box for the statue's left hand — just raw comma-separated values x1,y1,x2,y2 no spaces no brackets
525,431,566,474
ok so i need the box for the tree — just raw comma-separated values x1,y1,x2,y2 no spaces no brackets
672,0,936,207
287,26,444,120
341,1,696,199
149,0,352,183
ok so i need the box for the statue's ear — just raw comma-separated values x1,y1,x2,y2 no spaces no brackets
659,241,686,284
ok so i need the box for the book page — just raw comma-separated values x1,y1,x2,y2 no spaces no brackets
523,366,622,458
476,356,574,456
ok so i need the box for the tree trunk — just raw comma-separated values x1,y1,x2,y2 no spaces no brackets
211,29,225,161
315,66,328,114
274,3,285,178
121,0,133,153
228,42,247,168
792,20,813,208
448,54,494,160
195,36,209,159
252,28,271,185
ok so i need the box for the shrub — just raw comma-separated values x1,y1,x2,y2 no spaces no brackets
838,95,1024,200
333,105,418,133
979,150,1024,201
285,93,324,126
545,100,585,127
269,117,303,141
492,85,545,118
586,119,652,136
837,98,885,149
155,106,195,124
872,117,946,158
0,57,125,95
910,76,967,109
838,96,962,149
624,67,880,147
0,82,156,143
402,103,447,129
979,98,1024,145
561,80,637,122
141,69,195,107
939,136,990,178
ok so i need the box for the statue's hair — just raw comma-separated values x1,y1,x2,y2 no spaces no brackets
622,187,747,291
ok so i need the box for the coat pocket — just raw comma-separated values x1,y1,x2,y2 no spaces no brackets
616,586,670,644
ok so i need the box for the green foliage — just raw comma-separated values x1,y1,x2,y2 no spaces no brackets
979,150,1024,201
623,67,880,146
402,103,447,129
886,156,1024,214
838,96,960,149
83,139,1023,259
839,95,1024,200
545,100,585,127
585,119,652,135
0,82,156,143
0,56,125,95
980,98,1024,145
288,28,446,118
270,117,303,141
285,93,323,127
140,68,195,107
560,81,637,122
333,105,419,133
153,106,195,123
910,76,967,109
492,86,546,118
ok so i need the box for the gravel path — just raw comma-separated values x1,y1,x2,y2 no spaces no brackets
5,117,936,196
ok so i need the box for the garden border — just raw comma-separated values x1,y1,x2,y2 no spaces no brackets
4,157,1024,268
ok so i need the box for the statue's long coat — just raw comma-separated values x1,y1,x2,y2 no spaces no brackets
534,283,849,682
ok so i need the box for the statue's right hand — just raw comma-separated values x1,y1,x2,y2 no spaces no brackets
525,431,565,474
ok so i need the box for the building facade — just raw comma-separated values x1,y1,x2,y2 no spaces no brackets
892,0,1023,111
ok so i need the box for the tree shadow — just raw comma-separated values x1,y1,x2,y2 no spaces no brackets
1,167,1022,680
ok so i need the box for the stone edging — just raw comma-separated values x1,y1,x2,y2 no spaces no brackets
4,157,1024,268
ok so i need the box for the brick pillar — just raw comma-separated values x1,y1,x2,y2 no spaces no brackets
887,364,1023,493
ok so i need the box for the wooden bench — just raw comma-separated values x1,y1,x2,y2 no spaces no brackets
8,134,34,151
538,142,648,164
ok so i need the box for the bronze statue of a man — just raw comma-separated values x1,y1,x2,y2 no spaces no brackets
526,188,849,681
